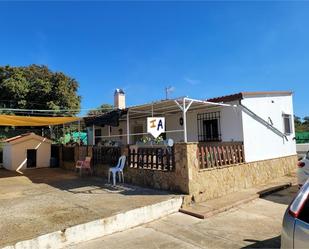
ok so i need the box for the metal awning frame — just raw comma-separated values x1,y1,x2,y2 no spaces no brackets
92,96,288,145
115,97,234,144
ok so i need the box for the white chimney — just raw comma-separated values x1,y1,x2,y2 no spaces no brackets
114,88,126,109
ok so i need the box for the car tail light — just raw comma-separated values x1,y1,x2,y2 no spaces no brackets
289,181,309,218
297,162,305,168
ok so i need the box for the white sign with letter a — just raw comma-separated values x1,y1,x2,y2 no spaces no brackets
147,117,165,138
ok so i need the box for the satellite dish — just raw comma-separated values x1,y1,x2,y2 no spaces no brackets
167,138,174,147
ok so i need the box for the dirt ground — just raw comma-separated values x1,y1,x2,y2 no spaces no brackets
0,168,177,247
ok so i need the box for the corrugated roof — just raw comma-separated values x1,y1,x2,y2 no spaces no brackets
83,109,128,127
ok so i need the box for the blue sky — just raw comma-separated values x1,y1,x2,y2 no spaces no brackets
0,1,308,117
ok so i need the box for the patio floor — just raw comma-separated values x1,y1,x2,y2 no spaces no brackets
0,168,178,247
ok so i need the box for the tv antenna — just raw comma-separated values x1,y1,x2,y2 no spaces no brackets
165,86,175,100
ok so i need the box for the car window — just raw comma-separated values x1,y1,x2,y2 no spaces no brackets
298,196,309,223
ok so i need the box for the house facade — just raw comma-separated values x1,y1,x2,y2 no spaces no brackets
87,90,296,163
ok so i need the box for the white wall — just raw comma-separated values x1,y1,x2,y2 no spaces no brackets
241,95,296,162
165,113,185,142
109,121,129,145
3,145,11,169
220,102,244,142
4,138,51,171
165,105,243,143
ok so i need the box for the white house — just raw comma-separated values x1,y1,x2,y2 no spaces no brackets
3,133,52,171
85,90,296,163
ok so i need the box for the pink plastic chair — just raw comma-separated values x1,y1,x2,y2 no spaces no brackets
75,156,92,176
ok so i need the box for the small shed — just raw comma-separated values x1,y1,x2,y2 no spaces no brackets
3,133,52,171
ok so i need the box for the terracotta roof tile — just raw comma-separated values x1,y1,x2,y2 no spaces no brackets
207,91,292,103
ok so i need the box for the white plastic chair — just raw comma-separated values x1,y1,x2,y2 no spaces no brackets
108,155,126,186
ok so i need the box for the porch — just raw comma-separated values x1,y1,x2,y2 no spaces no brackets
85,97,243,146
57,140,245,174
123,143,296,203
56,135,296,205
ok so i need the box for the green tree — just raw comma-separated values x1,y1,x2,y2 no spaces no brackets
0,65,81,115
294,115,302,125
303,116,309,131
294,116,309,132
294,115,303,131
87,103,113,116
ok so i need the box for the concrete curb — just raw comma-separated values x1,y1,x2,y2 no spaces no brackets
178,208,205,219
180,195,258,219
2,197,183,249
180,182,292,219
258,183,292,198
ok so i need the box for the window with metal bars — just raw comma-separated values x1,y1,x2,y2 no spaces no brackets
197,111,221,142
283,114,292,135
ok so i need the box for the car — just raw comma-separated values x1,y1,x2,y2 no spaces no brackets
281,178,309,249
297,151,309,188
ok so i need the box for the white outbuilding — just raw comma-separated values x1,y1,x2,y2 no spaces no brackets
3,133,52,171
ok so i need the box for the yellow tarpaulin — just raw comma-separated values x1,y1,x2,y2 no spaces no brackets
0,115,80,126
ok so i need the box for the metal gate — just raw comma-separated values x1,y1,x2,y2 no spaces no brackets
92,146,121,166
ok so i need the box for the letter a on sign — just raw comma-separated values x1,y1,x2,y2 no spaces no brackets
147,117,165,138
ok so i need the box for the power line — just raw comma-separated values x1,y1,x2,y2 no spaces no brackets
0,108,114,118
0,106,113,113
0,112,70,117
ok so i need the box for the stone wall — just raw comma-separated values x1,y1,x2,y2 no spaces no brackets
124,143,297,204
186,143,297,203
